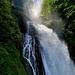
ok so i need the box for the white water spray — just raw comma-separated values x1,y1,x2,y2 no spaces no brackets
23,21,75,75
23,0,75,75
32,23,75,75
23,0,42,23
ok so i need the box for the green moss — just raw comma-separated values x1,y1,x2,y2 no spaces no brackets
0,45,29,75
0,0,29,75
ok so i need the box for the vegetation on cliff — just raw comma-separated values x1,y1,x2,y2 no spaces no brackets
0,0,29,75
41,0,75,62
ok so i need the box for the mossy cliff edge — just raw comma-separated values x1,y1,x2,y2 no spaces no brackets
0,0,30,75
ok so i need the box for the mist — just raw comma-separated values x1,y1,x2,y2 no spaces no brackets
23,0,42,24
23,0,65,38
44,11,65,38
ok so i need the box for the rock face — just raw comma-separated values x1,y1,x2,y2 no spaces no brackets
23,32,45,75
35,37,46,75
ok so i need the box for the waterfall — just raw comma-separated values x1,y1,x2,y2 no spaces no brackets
23,33,38,75
23,21,75,75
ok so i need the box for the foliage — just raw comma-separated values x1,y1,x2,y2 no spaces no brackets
0,0,29,75
41,0,75,62
55,0,75,61
0,45,29,75
41,0,57,16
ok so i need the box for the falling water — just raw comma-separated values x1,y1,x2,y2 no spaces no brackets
23,21,75,75
23,21,39,75
23,34,37,75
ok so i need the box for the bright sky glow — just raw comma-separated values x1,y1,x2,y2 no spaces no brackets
31,3,41,18
37,0,43,5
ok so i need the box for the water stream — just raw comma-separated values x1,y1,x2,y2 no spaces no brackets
23,21,75,75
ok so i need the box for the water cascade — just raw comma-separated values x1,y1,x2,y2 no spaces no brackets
23,21,75,75
23,21,39,75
